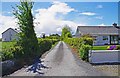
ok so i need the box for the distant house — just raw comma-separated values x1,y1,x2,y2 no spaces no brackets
75,25,120,45
2,28,18,41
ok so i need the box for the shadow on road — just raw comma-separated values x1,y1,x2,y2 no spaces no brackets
26,57,49,74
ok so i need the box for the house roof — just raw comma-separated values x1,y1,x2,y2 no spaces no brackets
76,26,120,36
2,28,18,34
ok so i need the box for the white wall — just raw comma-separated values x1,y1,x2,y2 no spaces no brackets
93,35,110,46
2,29,18,41
89,50,120,63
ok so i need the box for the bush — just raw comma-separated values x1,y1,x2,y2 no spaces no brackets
64,37,93,61
79,44,91,62
81,37,93,46
1,39,59,61
2,42,16,61
38,39,52,55
117,45,120,50
64,38,82,48
38,39,59,56
1,50,14,61
12,46,23,59
2,45,22,61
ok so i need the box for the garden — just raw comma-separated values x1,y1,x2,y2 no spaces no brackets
92,45,120,50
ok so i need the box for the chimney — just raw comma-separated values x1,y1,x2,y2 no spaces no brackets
113,23,120,29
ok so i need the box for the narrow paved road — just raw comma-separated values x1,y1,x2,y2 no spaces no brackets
10,41,105,76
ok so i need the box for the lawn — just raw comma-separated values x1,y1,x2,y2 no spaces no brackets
92,46,107,50
92,45,120,50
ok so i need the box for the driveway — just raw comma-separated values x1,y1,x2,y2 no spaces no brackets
10,41,106,76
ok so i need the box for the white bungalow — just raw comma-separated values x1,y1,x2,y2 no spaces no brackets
2,28,18,41
75,25,120,45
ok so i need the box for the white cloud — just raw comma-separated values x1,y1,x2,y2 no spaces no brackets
34,1,85,36
56,28,62,32
97,23,106,26
97,5,103,8
0,1,86,38
95,16,103,20
80,12,96,16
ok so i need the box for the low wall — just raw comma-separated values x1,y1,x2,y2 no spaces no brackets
89,50,120,64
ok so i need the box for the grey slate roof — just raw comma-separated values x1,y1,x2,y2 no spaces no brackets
2,28,18,34
76,26,120,36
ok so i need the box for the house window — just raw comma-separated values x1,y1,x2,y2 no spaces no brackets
103,36,108,40
110,35,119,44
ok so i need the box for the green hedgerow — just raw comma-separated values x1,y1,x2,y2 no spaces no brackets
79,44,91,62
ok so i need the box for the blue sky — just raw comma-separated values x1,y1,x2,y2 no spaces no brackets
0,1,119,37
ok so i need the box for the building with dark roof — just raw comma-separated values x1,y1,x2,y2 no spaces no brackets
75,26,120,45
2,28,18,41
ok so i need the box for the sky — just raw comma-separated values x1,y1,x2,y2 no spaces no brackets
0,1,119,38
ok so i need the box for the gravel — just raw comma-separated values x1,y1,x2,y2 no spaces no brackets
92,65,119,76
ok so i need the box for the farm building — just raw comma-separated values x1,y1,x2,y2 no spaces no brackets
75,25,120,45
2,28,18,41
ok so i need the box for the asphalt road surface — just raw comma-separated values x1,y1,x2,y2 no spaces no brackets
10,41,106,76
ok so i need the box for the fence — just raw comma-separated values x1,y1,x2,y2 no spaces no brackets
89,50,120,64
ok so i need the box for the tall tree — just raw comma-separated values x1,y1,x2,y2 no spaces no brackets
61,25,72,40
13,0,39,59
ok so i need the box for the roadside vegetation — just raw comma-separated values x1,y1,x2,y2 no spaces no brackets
1,39,59,61
92,45,120,50
1,1,59,76
0,38,2,41
61,26,93,62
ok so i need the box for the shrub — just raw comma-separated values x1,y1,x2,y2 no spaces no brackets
38,39,52,55
2,39,59,61
2,45,23,61
117,45,120,50
1,50,14,61
38,39,59,56
64,37,93,62
81,37,93,46
2,42,16,61
79,44,91,62
12,46,23,59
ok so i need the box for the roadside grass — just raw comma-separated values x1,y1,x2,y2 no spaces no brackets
92,46,107,50
52,41,59,48
92,45,120,50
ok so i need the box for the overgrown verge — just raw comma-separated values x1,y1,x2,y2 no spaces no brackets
1,39,59,76
64,36,93,62
38,38,59,55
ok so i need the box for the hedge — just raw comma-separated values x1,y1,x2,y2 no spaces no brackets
64,37,93,62
79,44,91,62
1,39,59,61
38,39,59,55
